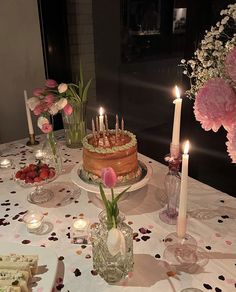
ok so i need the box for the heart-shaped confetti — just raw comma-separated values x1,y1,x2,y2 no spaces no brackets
14,234,20,239
225,240,232,245
56,220,62,224
215,233,221,237
226,278,235,284
37,287,43,292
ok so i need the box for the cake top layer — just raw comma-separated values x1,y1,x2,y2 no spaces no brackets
82,130,137,154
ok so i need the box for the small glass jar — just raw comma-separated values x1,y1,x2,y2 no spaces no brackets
23,210,44,234
91,211,133,284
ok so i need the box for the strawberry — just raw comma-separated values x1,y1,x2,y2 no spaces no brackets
34,176,42,183
29,164,36,171
15,171,22,179
39,169,49,180
48,169,55,179
20,173,26,180
27,171,37,179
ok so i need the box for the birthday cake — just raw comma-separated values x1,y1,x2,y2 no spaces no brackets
82,127,141,184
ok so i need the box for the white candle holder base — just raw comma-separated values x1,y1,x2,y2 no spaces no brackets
28,187,54,205
26,134,39,146
163,232,199,266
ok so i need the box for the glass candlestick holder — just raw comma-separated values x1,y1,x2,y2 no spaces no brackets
159,144,181,225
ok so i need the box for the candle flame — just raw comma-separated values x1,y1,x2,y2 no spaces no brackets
175,85,181,99
183,140,190,154
99,107,104,116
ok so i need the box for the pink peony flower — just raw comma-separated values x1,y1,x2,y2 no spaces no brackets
33,104,43,116
226,124,236,163
45,79,58,88
63,104,73,116
194,78,236,132
45,94,55,105
33,88,44,97
225,47,236,83
41,123,53,133
101,167,117,188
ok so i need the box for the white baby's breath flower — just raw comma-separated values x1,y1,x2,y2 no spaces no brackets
221,16,229,24
181,59,186,64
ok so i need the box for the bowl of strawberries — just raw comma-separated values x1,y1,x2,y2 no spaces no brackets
15,162,57,204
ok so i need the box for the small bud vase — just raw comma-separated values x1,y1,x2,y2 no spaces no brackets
159,144,181,225
91,211,134,284
62,101,87,148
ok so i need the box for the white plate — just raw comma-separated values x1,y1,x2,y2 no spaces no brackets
0,242,58,291
71,154,152,195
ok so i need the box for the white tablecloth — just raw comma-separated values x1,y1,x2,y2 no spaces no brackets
0,134,235,292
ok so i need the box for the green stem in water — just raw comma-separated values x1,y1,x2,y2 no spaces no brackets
48,132,58,164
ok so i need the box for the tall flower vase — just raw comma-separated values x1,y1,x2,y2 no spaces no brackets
42,132,62,174
91,211,134,284
159,153,181,225
62,101,87,148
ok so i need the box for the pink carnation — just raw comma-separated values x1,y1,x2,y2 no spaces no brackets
45,79,58,88
33,88,44,97
194,78,236,132
226,124,236,163
63,104,73,116
45,94,55,105
101,167,117,188
41,123,53,134
225,48,236,83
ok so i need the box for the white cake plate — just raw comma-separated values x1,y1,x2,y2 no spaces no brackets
70,155,152,195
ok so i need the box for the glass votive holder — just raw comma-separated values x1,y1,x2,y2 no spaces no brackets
0,158,13,169
34,149,45,160
23,210,44,234
71,218,90,244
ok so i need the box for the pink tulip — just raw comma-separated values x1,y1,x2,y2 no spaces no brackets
45,79,58,88
101,167,117,188
33,88,44,97
45,94,55,105
63,104,73,116
33,104,43,116
41,123,53,133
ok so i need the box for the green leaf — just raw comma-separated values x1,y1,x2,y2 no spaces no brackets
81,79,92,103
79,61,84,92
114,186,131,204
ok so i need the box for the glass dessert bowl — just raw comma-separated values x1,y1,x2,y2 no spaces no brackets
14,161,57,204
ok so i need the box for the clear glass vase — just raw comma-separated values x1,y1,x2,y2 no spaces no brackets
159,158,181,225
91,211,134,284
41,132,62,174
62,101,87,148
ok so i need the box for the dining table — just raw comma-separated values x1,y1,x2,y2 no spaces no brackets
0,132,235,292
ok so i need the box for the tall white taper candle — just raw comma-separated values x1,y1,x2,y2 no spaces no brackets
177,140,190,238
24,90,34,135
171,85,182,146
99,107,104,132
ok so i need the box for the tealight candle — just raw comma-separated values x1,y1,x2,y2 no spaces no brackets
23,211,44,234
34,149,44,160
71,218,90,244
0,158,13,169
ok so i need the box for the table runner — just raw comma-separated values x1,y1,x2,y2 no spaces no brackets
0,134,235,292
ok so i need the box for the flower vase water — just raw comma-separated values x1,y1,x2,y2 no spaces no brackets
42,132,62,174
62,101,87,148
91,167,133,284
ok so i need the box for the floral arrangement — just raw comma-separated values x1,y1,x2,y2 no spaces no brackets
99,167,130,256
181,3,236,162
27,65,92,134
